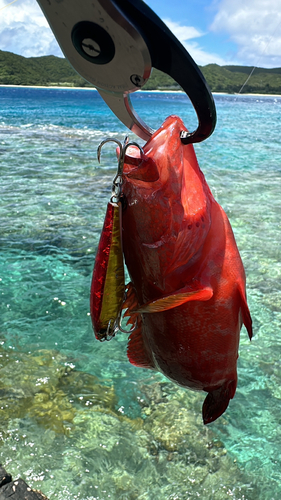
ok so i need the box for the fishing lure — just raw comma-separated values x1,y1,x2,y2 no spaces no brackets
90,137,142,341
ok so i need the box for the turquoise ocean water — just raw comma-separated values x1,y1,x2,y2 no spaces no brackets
0,87,281,499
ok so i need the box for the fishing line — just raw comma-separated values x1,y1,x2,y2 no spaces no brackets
238,17,281,94
0,0,19,11
238,66,257,95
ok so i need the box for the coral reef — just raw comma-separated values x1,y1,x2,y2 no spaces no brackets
0,346,117,437
0,345,262,499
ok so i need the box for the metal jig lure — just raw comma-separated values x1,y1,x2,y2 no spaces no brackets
90,137,142,341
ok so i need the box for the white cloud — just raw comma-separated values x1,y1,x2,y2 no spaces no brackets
0,1,231,67
211,0,281,67
164,18,227,66
0,0,63,57
164,19,202,41
2,0,281,68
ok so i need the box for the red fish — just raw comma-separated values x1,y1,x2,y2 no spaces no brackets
121,115,252,424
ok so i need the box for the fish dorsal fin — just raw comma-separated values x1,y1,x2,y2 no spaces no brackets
238,285,253,340
136,284,213,314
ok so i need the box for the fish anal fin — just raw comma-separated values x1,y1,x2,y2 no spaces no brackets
127,319,155,370
202,379,237,425
136,285,213,314
122,282,155,370
238,286,253,340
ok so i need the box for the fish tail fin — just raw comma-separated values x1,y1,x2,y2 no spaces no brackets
238,285,253,340
202,379,237,425
123,283,155,370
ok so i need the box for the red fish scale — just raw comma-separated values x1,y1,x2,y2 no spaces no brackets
121,115,252,424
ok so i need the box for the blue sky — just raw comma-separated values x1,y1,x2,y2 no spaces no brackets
0,0,281,67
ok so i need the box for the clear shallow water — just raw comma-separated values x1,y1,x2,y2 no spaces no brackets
0,87,281,499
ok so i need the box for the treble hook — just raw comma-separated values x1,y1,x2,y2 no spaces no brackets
98,298,138,341
97,136,143,203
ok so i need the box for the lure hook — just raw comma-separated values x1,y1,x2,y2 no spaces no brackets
98,311,137,342
97,136,143,203
91,135,142,341
117,312,137,335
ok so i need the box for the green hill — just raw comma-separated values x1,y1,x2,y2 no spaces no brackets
201,63,281,94
1,50,281,94
0,50,87,87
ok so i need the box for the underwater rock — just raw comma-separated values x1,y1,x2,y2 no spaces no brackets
0,348,73,435
142,387,225,466
29,387,75,435
139,381,262,499
0,479,48,500
0,344,262,499
262,291,281,312
58,368,117,412
0,345,119,437
140,380,204,453
65,381,262,500
0,466,12,488
0,466,48,500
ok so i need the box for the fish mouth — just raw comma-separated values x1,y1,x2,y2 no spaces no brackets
124,145,143,166
122,145,159,182
116,144,142,167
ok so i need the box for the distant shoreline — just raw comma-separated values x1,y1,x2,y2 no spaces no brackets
2,51,281,95
1,84,281,98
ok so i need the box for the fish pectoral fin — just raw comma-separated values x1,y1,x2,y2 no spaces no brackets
238,285,253,340
136,284,213,314
202,379,237,425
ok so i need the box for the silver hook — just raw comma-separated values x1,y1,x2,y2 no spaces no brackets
117,312,137,334
97,136,144,203
99,312,137,341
